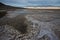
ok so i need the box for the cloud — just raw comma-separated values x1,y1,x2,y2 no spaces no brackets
0,0,60,7
12,0,28,4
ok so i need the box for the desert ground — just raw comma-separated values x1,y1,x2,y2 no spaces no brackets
0,9,60,40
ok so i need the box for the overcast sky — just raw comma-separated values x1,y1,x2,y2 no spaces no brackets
0,0,60,7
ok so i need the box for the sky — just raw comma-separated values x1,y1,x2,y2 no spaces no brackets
0,0,60,7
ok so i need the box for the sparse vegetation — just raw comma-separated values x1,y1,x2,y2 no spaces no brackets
0,10,7,18
12,15,28,34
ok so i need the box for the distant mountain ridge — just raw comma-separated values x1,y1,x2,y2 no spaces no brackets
0,2,25,10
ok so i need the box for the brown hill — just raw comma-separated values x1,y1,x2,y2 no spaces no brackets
0,2,25,10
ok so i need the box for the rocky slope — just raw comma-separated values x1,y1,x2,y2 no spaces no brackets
0,2,25,10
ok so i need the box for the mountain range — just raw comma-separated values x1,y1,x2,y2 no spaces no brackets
0,2,25,10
